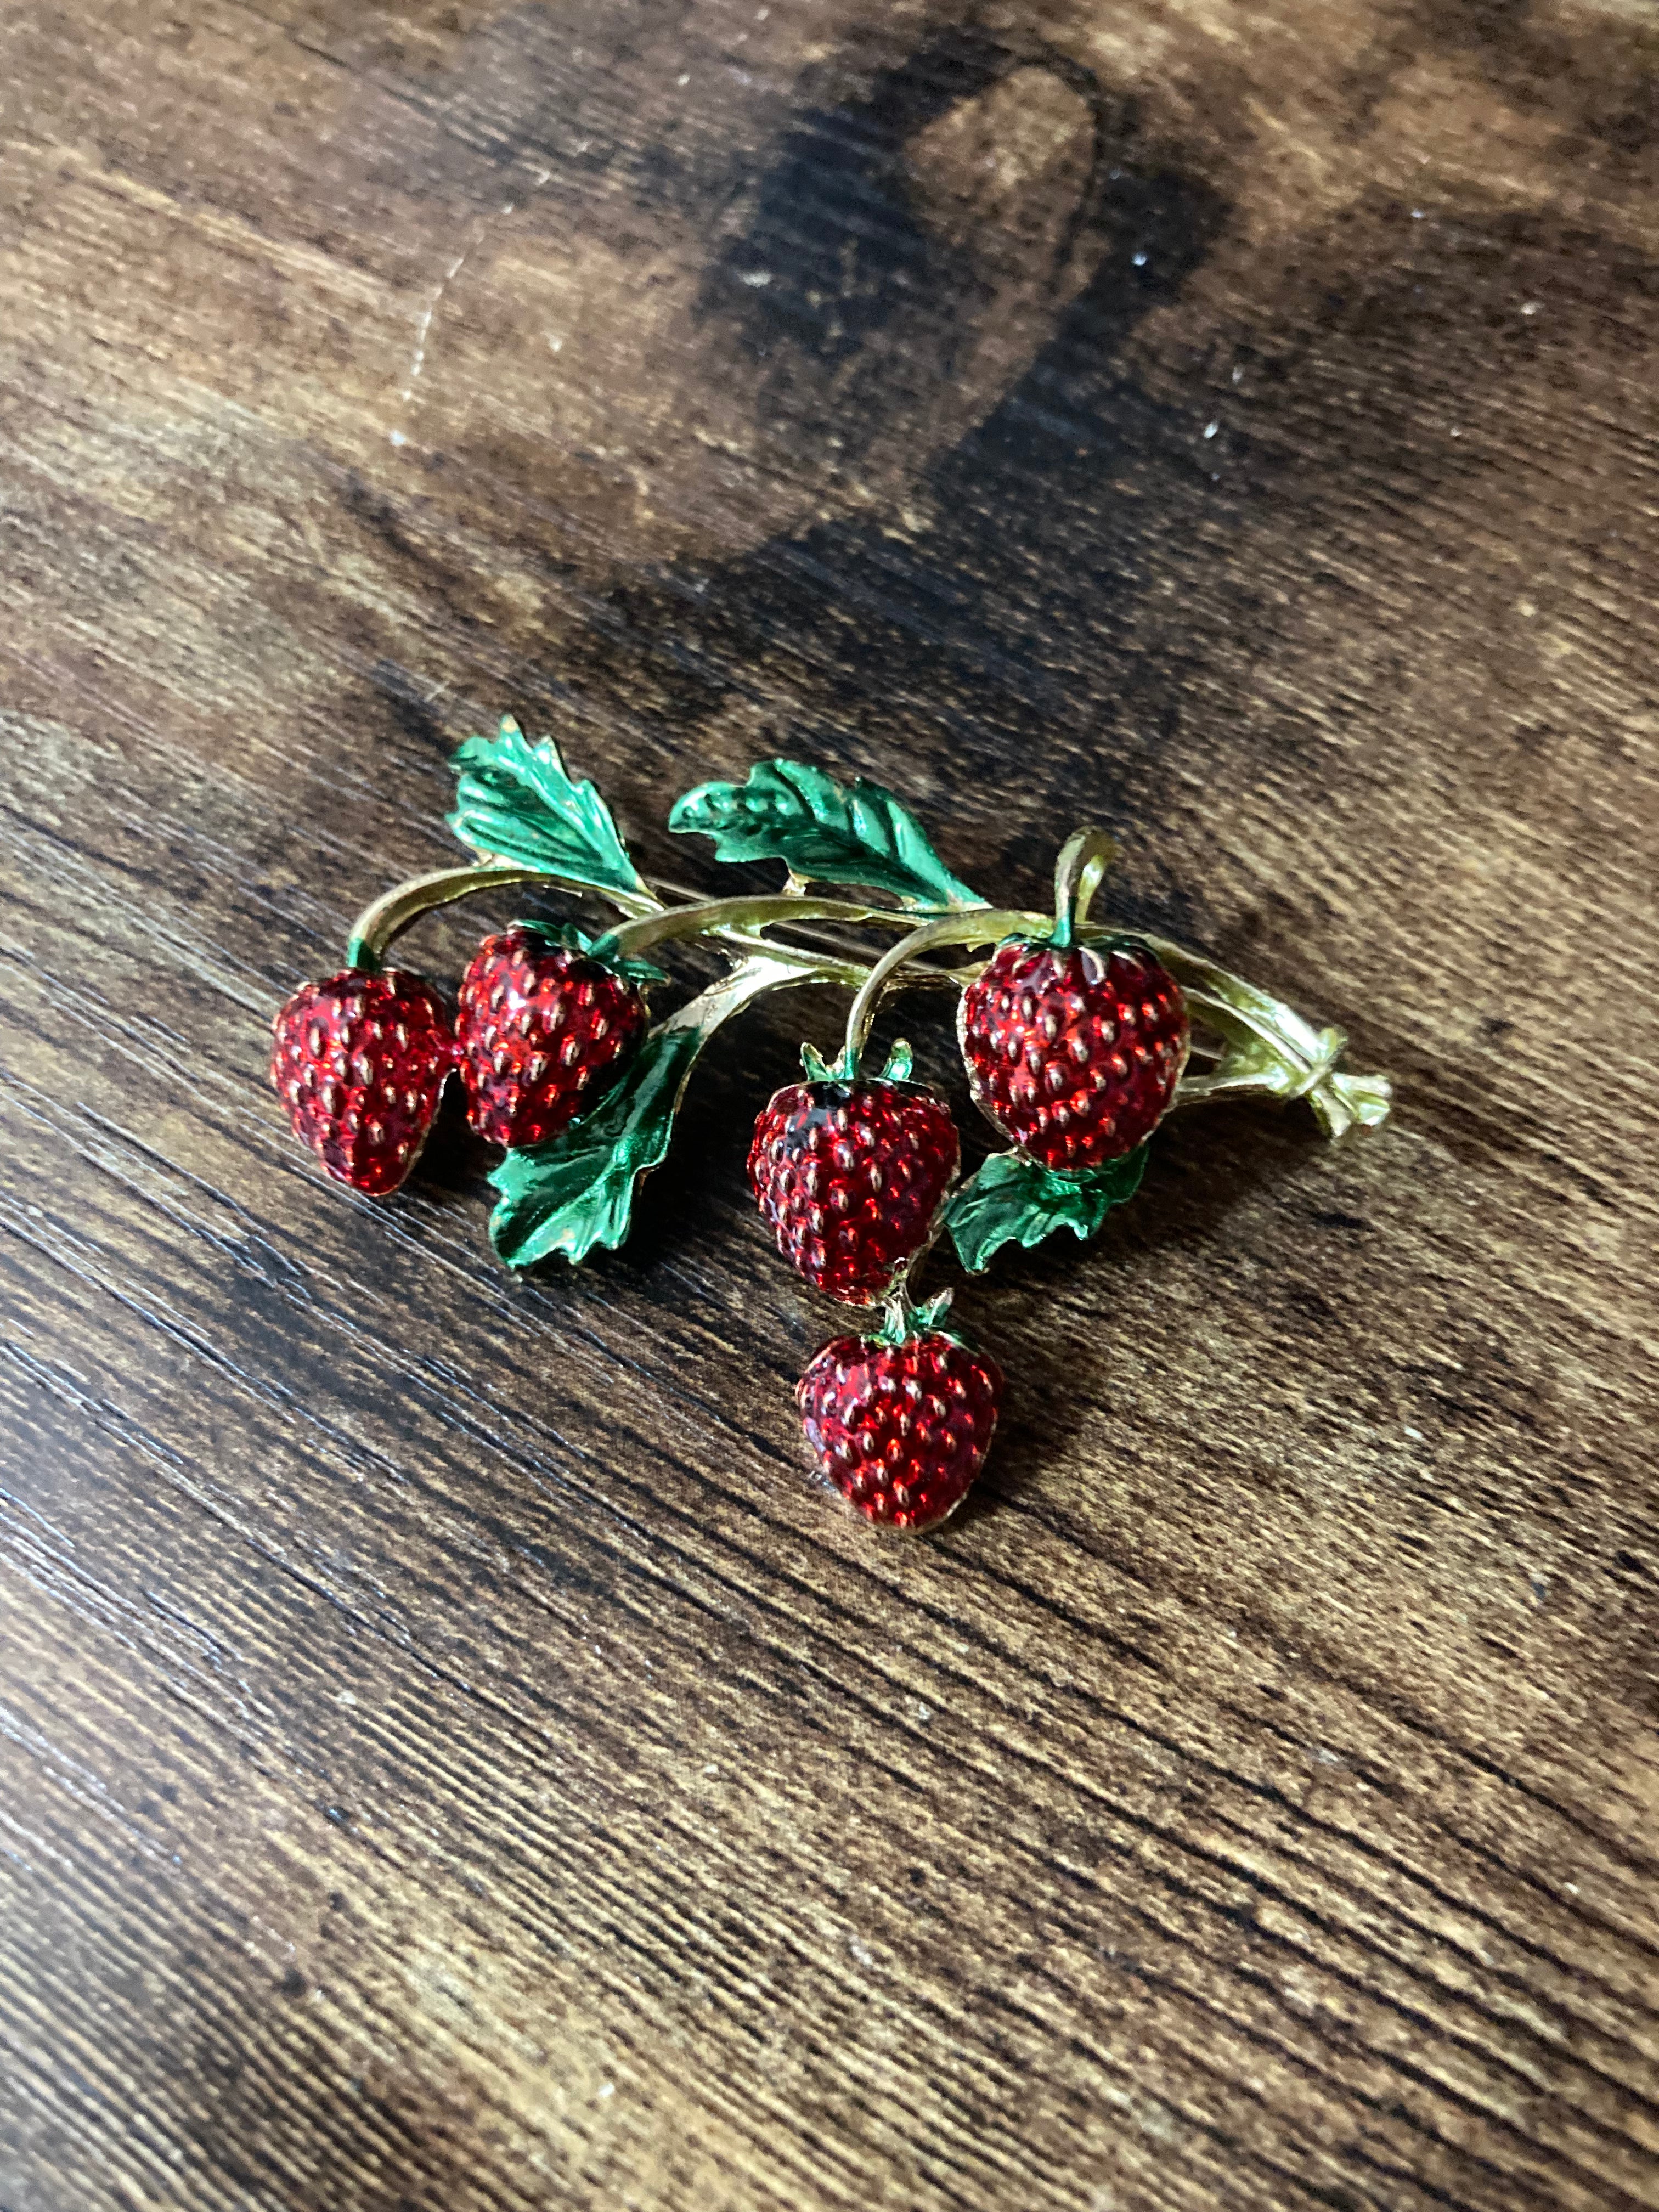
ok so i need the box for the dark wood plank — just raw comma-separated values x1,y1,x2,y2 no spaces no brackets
1,4,1656,2207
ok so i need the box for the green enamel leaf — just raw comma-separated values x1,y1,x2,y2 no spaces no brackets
485,954,802,1270
945,1145,1148,1274
487,1027,701,1268
668,759,981,910
449,718,648,896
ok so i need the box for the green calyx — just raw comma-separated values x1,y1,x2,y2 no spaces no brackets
870,1288,963,1350
800,1038,915,1086
944,1146,1149,1273
510,917,667,987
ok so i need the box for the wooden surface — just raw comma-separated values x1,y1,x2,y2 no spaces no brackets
2,4,1657,2207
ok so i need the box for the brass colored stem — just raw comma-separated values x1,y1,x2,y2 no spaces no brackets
592,894,891,965
346,862,1014,1003
346,861,656,970
1050,827,1116,948
1150,935,1392,1139
342,858,1389,1141
840,910,1030,1075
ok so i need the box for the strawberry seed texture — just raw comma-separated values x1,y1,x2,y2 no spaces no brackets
960,938,1188,1170
456,928,650,1149
799,1329,1003,1531
749,1079,958,1304
272,968,453,1196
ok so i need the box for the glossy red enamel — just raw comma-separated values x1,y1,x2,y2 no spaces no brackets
960,939,1188,1169
271,968,453,1195
749,1079,958,1304
456,928,649,1149
798,1329,1002,1531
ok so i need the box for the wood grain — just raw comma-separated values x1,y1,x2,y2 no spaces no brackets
1,3,1656,2207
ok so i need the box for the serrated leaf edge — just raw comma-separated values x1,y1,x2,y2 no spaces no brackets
668,758,982,911
448,719,649,899
945,1146,1148,1273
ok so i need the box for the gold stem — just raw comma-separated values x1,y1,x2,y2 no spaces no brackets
592,893,893,965
342,858,1387,1138
346,862,660,970
346,862,1019,1000
1150,936,1392,1138
1051,827,1116,946
840,910,1029,1075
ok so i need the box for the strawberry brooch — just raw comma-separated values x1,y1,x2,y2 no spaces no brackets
798,1310,1002,1532
272,968,454,1195
274,729,1391,1533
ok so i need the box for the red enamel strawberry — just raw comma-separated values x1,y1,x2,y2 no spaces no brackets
271,969,453,1196
960,938,1189,1171
456,924,651,1149
749,1057,959,1303
799,1312,1003,1531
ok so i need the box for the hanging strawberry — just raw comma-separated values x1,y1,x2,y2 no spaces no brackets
271,969,453,1196
798,1295,1003,1532
748,1043,960,1304
959,938,1189,1170
456,924,654,1150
